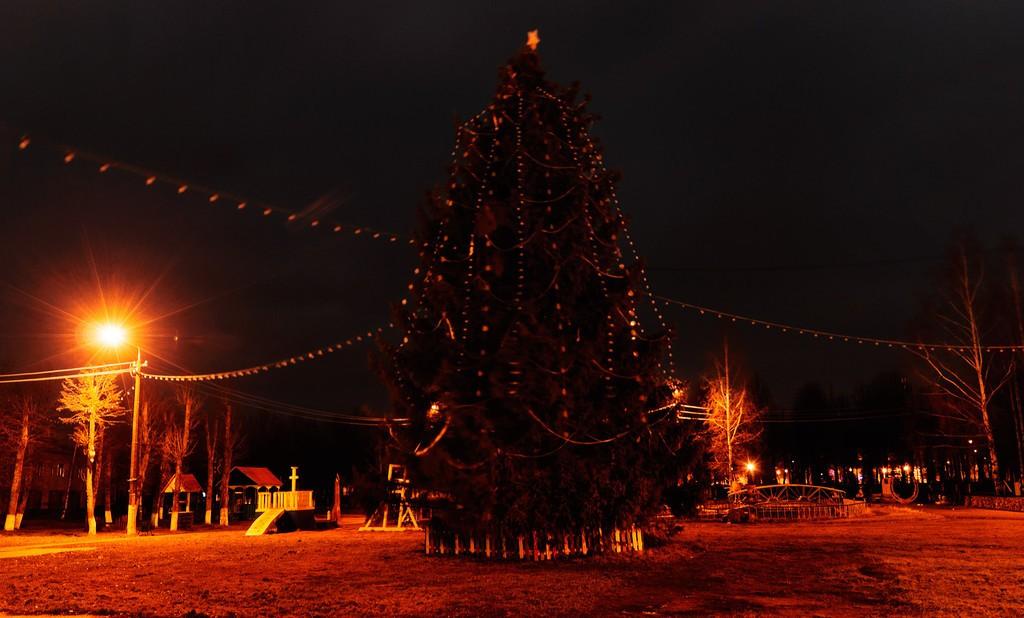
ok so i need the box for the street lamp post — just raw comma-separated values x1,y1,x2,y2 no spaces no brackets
92,322,143,536
126,346,142,536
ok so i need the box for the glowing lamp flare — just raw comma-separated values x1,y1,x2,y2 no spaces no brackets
745,461,757,473
93,323,128,348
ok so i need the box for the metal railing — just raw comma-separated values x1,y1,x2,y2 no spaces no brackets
729,484,847,506
723,484,865,521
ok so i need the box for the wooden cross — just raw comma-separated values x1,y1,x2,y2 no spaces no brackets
290,466,299,492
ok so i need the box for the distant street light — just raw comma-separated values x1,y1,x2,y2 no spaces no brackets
91,322,144,536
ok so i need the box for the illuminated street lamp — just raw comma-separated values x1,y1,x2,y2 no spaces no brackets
91,322,144,536
745,460,757,484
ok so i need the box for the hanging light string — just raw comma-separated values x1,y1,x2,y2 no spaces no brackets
14,130,1024,355
538,87,677,376
656,295,1024,352
11,132,416,246
140,325,388,382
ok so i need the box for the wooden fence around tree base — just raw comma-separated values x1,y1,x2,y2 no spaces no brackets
424,524,644,560
966,496,1024,512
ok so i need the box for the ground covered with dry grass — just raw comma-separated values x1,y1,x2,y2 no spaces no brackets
1,506,1022,616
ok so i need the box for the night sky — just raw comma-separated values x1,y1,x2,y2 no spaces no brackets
2,3,1023,472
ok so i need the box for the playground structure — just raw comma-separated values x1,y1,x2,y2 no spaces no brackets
245,466,316,536
880,477,919,504
360,464,420,531
726,484,867,521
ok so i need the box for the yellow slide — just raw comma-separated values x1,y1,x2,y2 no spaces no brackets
245,508,286,536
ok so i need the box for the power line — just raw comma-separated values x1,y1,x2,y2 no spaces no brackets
0,360,133,379
0,366,132,384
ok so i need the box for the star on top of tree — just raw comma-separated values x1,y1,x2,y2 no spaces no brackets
526,29,540,51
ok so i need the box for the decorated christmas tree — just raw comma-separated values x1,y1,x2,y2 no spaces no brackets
380,33,690,557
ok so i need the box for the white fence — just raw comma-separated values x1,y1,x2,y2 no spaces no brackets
257,490,314,512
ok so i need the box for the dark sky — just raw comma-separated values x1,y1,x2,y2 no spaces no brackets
2,2,1024,463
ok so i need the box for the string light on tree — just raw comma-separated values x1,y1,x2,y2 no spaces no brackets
381,33,692,557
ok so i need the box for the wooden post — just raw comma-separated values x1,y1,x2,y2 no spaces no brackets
332,474,342,523
517,535,525,560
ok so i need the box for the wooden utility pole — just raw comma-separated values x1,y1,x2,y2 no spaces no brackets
127,347,143,535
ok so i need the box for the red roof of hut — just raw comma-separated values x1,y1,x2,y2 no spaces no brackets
161,473,203,494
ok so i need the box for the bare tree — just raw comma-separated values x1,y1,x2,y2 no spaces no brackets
135,399,157,528
93,427,105,525
702,340,762,487
58,374,125,535
103,441,113,525
218,401,235,527
14,465,34,529
2,394,49,531
150,411,171,529
204,409,219,525
1004,242,1024,483
166,386,200,531
917,242,1013,483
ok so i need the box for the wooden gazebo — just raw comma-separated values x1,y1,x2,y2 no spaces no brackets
161,473,203,519
228,466,283,516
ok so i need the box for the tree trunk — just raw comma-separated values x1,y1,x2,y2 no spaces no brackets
60,448,76,521
205,414,217,526
93,427,104,516
205,472,214,525
170,397,193,532
1013,379,1024,486
3,403,30,531
1007,251,1024,484
170,461,182,531
103,447,113,525
85,463,97,535
219,404,233,526
15,467,33,529
151,445,170,529
86,416,98,535
724,341,734,487
136,402,152,529
332,473,342,522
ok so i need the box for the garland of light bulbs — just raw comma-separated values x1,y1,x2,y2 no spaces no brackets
140,325,388,382
13,134,416,247
17,129,1013,355
657,295,1024,353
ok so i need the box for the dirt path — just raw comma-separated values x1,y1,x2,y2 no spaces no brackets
1,506,1021,616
